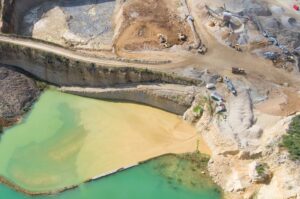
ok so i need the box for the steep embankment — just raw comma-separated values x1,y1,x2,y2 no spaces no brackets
0,34,204,114
61,84,200,115
0,35,202,88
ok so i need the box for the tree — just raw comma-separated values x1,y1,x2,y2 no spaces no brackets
281,115,300,160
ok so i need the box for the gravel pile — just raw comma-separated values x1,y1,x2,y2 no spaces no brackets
0,66,40,126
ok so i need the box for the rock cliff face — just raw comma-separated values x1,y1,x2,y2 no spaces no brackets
0,0,15,33
0,65,40,126
183,84,300,199
0,40,202,87
61,84,200,115
0,0,52,33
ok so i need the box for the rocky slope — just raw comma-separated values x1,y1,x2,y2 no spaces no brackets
0,65,40,126
184,84,300,199
61,83,200,115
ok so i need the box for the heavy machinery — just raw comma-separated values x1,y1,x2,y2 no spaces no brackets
232,67,246,75
224,77,237,95
211,91,225,102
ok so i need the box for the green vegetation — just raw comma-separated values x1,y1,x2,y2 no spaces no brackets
281,115,300,160
179,152,211,169
152,152,222,197
255,163,267,175
251,191,259,199
193,105,203,116
203,96,214,116
192,96,215,119
36,81,48,90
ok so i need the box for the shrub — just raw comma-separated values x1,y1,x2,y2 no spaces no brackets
256,163,267,175
281,115,300,160
36,81,48,90
193,105,203,116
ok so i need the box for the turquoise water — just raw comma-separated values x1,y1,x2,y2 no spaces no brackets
1,89,210,192
0,155,221,199
0,89,221,198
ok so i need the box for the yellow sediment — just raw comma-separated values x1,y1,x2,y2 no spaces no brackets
0,90,210,193
73,100,210,181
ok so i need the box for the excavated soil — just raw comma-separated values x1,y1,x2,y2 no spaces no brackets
0,66,40,127
115,0,193,51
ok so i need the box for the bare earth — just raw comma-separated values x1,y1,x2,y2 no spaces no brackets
0,0,300,198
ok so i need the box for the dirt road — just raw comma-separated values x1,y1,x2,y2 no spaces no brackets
0,34,170,69
183,0,300,88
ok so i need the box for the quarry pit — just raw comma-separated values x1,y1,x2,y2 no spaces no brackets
0,0,300,199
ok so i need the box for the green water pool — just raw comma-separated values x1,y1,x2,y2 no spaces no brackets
0,89,221,198
0,154,221,199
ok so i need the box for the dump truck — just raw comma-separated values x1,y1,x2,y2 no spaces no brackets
216,103,226,113
206,83,216,89
263,52,280,61
232,67,246,75
210,91,224,102
224,77,237,95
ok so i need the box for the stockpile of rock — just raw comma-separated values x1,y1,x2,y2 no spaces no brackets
0,66,40,126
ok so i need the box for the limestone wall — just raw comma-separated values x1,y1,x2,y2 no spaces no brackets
0,41,202,87
61,84,198,115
